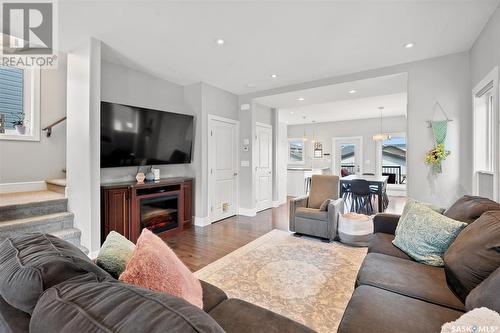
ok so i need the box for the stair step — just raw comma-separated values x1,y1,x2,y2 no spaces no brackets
0,212,74,241
45,179,66,194
0,198,67,222
50,228,81,246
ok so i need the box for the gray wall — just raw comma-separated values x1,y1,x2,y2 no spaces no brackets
470,4,500,87
100,62,238,221
256,103,273,125
100,61,192,184
241,51,472,207
0,52,67,184
287,115,407,172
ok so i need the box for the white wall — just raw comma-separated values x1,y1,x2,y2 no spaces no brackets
256,103,273,125
470,4,500,88
241,52,472,207
66,38,101,252
0,52,67,185
287,116,407,173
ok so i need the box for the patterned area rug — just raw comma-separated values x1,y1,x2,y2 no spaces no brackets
195,229,367,333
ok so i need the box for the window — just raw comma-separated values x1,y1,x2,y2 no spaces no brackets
381,135,407,184
288,138,305,164
0,67,40,141
473,83,494,173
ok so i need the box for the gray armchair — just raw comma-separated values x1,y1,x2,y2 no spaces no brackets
289,175,343,242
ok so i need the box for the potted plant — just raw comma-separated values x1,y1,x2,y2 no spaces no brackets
11,113,26,135
425,143,450,174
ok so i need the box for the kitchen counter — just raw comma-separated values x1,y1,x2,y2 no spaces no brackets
287,167,330,197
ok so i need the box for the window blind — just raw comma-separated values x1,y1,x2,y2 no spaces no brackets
0,67,24,129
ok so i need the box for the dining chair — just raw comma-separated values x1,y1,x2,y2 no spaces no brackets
349,179,374,214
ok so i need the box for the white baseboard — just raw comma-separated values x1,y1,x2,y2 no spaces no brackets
0,181,47,193
194,216,212,227
272,200,287,207
238,207,257,217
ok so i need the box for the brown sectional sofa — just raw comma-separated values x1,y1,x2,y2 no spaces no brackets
338,195,500,333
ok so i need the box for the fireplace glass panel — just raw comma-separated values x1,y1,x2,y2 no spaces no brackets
139,195,178,234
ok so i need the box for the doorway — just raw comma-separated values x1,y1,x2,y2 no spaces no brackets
255,122,273,211
376,132,407,196
208,116,239,223
332,136,363,177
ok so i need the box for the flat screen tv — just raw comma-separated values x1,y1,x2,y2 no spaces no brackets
100,101,194,168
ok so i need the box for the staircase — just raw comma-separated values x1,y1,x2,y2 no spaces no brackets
0,190,88,254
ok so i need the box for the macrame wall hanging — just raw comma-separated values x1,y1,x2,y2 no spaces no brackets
424,102,452,174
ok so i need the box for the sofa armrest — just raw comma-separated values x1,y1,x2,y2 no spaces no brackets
327,198,344,241
373,213,401,235
289,196,309,231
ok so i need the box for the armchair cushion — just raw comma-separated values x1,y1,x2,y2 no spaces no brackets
308,175,339,209
373,214,401,235
319,199,331,211
295,207,327,221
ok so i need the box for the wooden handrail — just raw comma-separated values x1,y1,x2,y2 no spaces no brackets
42,116,66,137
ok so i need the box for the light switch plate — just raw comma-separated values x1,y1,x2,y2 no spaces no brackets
243,138,250,145
241,160,250,167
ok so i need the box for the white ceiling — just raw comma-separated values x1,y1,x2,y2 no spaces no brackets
279,93,407,125
59,1,499,94
255,73,407,109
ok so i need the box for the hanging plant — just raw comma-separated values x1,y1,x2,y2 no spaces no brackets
425,143,450,174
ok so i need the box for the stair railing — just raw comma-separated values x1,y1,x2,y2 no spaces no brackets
42,116,66,137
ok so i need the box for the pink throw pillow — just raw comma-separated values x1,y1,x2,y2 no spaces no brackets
119,228,203,308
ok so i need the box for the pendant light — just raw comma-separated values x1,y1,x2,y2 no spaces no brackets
373,106,391,141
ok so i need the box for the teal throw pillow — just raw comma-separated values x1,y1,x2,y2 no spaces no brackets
393,202,467,266
96,231,135,278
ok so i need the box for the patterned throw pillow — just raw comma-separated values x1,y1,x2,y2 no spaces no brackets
392,202,467,266
394,198,445,236
96,231,135,278
119,228,203,308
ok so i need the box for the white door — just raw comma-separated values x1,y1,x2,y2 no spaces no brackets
332,137,363,176
255,123,273,211
209,117,239,222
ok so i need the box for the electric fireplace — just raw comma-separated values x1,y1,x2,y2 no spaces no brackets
139,195,179,234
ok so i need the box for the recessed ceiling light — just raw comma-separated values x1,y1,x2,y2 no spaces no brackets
246,83,255,88
216,38,225,46
290,111,294,114
271,74,278,78
349,90,357,94
297,97,305,101
404,42,415,48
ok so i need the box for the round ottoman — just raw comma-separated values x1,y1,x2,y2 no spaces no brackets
338,213,373,247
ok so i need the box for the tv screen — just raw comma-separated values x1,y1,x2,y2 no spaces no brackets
100,101,194,168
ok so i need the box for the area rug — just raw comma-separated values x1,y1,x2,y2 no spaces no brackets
195,229,367,333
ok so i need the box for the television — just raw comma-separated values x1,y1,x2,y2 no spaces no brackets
100,101,194,168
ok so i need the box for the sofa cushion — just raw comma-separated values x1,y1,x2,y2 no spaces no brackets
201,280,228,312
0,295,30,333
466,266,500,312
0,233,110,314
209,299,315,333
444,210,500,302
30,273,224,333
368,233,412,261
96,230,135,278
308,175,339,209
295,207,327,221
393,203,467,266
356,253,464,311
444,195,500,224
337,286,464,333
119,228,203,308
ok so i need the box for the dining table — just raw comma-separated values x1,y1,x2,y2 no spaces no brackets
340,174,389,213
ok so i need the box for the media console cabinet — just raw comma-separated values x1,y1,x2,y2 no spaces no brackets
100,177,193,243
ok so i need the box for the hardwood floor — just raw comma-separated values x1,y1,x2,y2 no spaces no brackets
165,196,406,272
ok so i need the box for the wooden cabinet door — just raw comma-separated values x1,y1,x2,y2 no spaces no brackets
183,180,193,225
102,187,130,240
